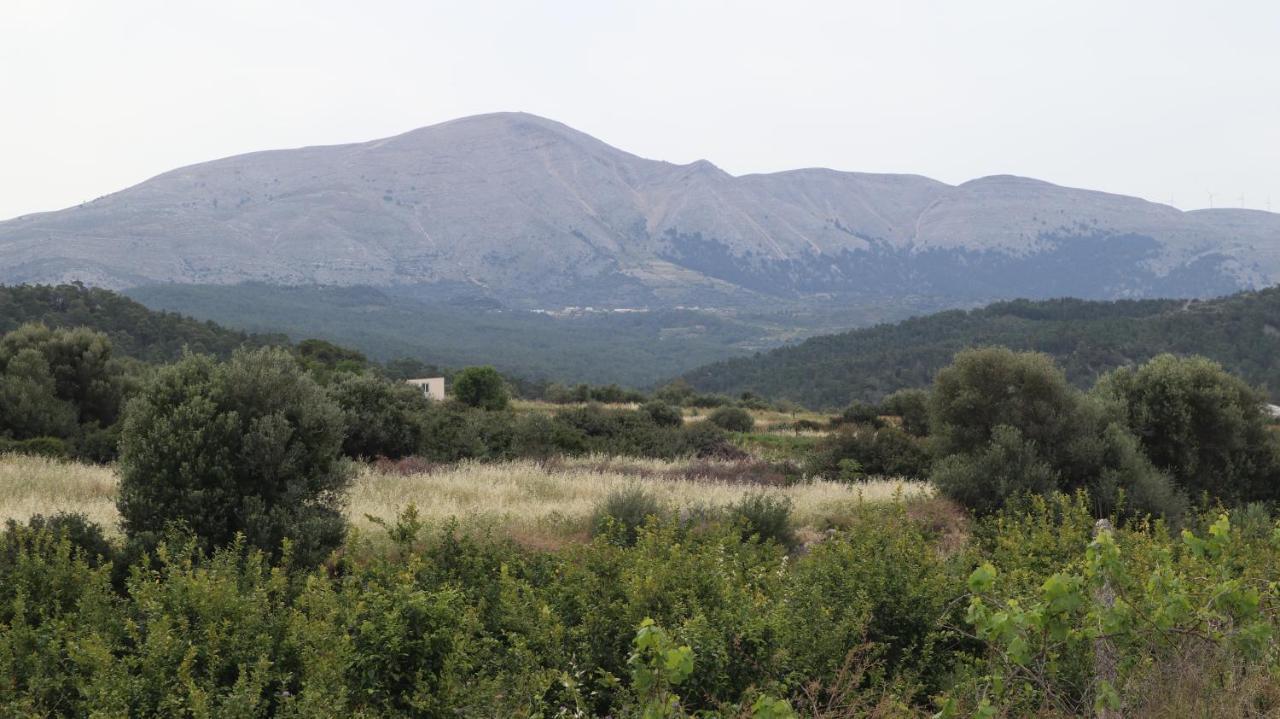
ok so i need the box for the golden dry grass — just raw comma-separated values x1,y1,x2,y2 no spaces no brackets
0,453,929,539
348,456,928,535
0,453,120,531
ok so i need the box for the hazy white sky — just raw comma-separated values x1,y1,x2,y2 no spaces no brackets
2,0,1278,220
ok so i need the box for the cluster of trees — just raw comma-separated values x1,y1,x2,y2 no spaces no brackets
811,347,1280,520
0,324,138,460
684,287,1280,408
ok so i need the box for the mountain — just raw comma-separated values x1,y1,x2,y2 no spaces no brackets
680,287,1280,408
3,112,1278,308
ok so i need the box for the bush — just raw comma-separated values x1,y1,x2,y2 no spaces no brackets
931,425,1060,516
836,400,883,428
1094,354,1280,504
511,412,589,458
328,373,431,459
116,347,350,565
592,485,664,546
727,493,796,549
805,423,930,479
929,347,1183,517
653,379,695,405
71,422,121,463
681,420,737,458
641,400,684,428
3,512,115,567
881,388,930,437
707,406,754,432
451,365,510,410
0,435,69,459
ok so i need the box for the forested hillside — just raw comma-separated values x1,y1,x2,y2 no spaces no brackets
0,283,286,362
683,287,1280,407
124,283,788,386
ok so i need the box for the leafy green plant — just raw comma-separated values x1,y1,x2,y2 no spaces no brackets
728,493,796,549
593,486,664,546
451,365,510,410
117,346,350,565
708,406,755,432
642,400,685,428
628,618,695,718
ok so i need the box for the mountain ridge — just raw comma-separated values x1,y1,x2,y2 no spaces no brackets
2,111,1278,308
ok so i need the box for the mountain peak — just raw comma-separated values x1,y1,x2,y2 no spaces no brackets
0,113,1276,305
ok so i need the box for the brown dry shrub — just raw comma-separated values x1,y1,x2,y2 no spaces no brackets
370,455,443,476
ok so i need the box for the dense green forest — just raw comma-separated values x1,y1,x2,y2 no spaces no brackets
123,283,920,387
683,288,1280,408
0,283,286,363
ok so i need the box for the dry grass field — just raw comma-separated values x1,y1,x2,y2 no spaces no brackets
0,453,929,540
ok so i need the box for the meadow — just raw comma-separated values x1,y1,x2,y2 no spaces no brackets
0,452,928,542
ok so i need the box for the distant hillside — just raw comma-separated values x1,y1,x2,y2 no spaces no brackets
0,283,286,362
682,287,1280,408
124,283,805,387
2,112,1278,310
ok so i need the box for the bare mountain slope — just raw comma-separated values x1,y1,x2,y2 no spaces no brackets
2,112,1277,306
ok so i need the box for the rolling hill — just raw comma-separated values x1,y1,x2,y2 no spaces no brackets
681,287,1280,408
0,283,286,363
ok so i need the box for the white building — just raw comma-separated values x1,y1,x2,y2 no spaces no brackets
1267,404,1280,419
407,377,446,401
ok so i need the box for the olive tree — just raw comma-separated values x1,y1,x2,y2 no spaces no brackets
117,347,350,565
929,347,1183,517
328,372,432,459
1094,354,1280,504
451,366,509,410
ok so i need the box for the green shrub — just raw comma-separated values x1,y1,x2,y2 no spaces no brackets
881,388,930,437
929,347,1183,517
708,406,754,432
71,422,121,463
804,423,930,479
117,347,350,565
728,493,796,549
0,348,78,440
451,365,510,410
511,411,588,458
931,425,1060,516
641,400,685,428
328,372,431,459
836,400,883,428
592,486,664,546
1095,354,1280,504
3,512,114,568
0,435,69,459
778,505,964,701
0,324,125,431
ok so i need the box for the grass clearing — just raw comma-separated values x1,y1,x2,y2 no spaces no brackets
0,453,930,541
0,454,120,531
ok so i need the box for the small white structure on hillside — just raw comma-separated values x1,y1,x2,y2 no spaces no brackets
1267,404,1280,420
407,377,446,401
